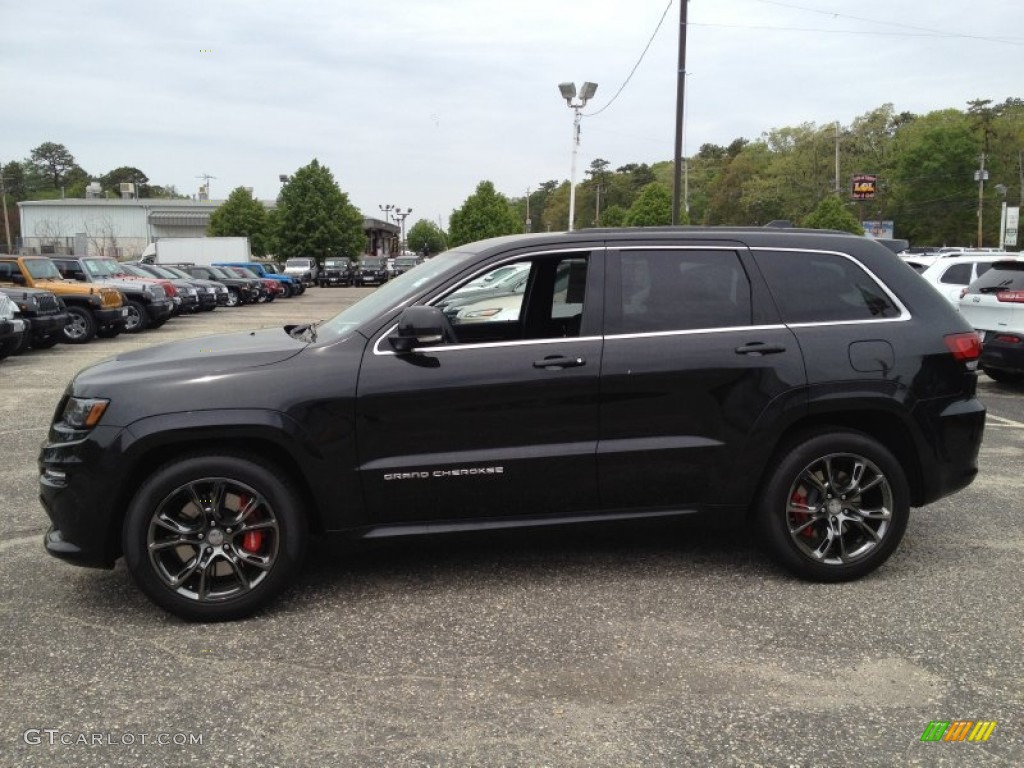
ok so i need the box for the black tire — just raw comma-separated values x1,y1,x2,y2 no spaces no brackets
96,326,122,339
982,367,1024,384
755,429,910,582
62,305,97,344
279,283,293,298
225,288,240,307
122,453,308,622
123,299,149,333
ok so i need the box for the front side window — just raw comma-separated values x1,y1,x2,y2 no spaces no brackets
756,250,901,323
443,255,589,342
617,249,752,333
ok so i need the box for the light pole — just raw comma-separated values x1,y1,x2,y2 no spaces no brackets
393,207,412,253
558,81,598,232
0,161,12,254
379,204,396,255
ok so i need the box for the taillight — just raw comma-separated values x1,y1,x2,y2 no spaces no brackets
992,334,1022,344
944,332,982,361
996,290,1024,303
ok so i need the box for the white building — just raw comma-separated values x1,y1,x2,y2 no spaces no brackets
17,199,398,259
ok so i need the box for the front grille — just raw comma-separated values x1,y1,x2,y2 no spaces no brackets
37,294,61,314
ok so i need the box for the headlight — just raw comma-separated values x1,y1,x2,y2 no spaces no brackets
18,298,39,311
61,397,110,429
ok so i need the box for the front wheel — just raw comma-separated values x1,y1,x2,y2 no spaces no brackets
123,299,150,333
225,288,240,307
755,429,910,582
62,306,97,344
122,453,308,621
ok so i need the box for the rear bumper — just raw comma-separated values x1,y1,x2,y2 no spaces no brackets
911,395,986,506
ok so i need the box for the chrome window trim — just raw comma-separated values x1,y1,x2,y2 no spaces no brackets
605,323,786,341
373,329,602,356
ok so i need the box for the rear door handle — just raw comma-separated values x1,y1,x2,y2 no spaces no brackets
533,355,586,369
735,342,786,356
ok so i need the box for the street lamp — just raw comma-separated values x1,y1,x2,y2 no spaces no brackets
558,81,598,232
393,207,412,253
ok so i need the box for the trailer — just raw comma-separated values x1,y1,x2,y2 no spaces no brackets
141,237,251,266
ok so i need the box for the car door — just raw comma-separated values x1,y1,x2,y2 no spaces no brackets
355,249,604,526
597,244,806,511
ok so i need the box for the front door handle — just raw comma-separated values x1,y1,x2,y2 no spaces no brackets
533,355,586,369
735,342,786,356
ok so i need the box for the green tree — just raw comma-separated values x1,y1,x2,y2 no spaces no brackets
599,204,627,227
625,182,674,226
29,142,78,189
208,186,270,257
406,219,447,255
99,166,150,198
801,195,863,234
448,180,523,247
273,159,365,261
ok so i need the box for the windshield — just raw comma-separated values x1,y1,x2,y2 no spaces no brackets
83,258,121,277
162,266,191,279
316,250,472,342
25,259,63,279
206,266,231,279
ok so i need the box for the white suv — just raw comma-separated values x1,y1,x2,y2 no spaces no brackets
917,253,1023,305
283,257,319,286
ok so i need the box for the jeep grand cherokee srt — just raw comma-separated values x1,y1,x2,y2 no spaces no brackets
40,228,986,621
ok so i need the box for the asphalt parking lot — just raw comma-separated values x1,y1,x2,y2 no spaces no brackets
2,287,1022,767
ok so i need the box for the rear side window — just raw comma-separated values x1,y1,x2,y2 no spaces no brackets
756,250,901,323
618,250,752,332
939,263,972,285
966,262,1024,293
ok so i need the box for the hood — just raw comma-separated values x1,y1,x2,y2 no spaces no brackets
75,327,308,390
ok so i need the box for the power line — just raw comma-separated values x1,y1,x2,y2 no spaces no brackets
748,0,1024,46
584,0,675,117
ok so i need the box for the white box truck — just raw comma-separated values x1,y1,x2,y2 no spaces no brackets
141,237,251,266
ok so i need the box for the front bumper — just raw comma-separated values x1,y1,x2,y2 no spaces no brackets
27,312,70,341
149,297,175,321
95,306,129,331
39,424,126,569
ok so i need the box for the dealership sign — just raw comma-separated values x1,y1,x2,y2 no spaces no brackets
852,175,877,200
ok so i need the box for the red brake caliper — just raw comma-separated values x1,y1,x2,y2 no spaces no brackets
238,495,264,553
791,488,815,538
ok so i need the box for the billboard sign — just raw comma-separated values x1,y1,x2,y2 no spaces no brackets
852,175,877,200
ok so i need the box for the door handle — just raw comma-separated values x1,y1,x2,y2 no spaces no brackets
734,342,786,356
533,355,586,369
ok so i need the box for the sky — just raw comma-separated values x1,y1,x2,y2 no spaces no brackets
3,0,1021,228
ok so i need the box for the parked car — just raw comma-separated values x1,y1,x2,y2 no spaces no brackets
318,257,355,286
283,257,319,286
0,255,126,343
958,259,1024,382
157,265,229,308
169,264,260,307
220,266,280,302
50,256,176,332
124,263,219,312
391,255,423,276
0,292,27,359
0,286,69,351
216,262,303,297
355,257,390,286
40,227,986,621
916,253,1024,305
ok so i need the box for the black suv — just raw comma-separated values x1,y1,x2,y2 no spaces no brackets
355,257,390,286
318,257,355,286
40,228,986,621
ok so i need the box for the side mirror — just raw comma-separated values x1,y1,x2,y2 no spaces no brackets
389,305,453,353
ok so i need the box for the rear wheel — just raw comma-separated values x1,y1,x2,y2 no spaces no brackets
756,429,909,582
62,306,97,344
122,453,308,622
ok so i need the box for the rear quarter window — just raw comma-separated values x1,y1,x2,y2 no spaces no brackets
755,250,901,323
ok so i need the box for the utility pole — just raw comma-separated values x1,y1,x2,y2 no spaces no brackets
976,153,988,247
834,122,841,196
671,0,689,224
0,161,12,254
